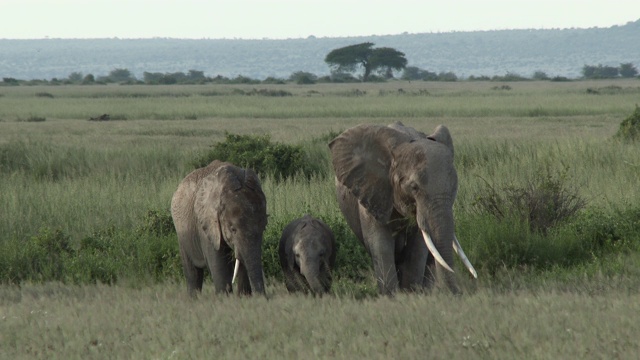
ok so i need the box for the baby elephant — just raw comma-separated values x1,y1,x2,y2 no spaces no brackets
279,215,337,295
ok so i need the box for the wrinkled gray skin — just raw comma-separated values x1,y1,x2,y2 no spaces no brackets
329,121,467,295
171,160,268,297
278,215,337,295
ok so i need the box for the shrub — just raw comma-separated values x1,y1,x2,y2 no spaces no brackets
323,215,372,282
289,71,317,84
491,72,529,81
192,133,325,181
132,233,182,283
69,227,120,284
136,209,175,237
229,75,260,84
532,71,549,80
262,77,286,84
0,228,74,283
473,166,586,235
2,77,20,85
614,105,640,142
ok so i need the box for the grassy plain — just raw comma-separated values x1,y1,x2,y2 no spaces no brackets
1,79,640,358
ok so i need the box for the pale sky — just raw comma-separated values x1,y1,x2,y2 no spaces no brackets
1,0,638,40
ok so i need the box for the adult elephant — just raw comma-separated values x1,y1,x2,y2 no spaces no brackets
278,215,336,295
171,160,268,297
329,122,476,295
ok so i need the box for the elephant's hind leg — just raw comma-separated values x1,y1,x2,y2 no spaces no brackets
179,247,204,297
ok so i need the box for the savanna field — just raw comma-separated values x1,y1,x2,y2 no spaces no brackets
1,80,639,358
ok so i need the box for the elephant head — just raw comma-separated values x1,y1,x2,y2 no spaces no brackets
329,122,476,294
279,215,336,295
171,160,268,297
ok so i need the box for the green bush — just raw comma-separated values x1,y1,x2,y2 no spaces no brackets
192,132,326,181
569,206,640,252
323,215,372,282
132,233,182,283
136,209,175,237
261,215,297,281
0,228,73,284
68,234,120,285
615,105,640,142
289,71,317,84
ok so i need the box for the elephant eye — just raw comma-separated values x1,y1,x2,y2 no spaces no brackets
410,182,420,193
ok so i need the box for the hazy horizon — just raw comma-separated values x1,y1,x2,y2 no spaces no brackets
1,0,639,40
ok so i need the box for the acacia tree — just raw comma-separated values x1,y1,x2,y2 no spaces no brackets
370,47,408,78
324,42,407,81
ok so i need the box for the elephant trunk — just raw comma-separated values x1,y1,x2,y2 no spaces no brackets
242,244,266,295
418,204,461,295
299,258,328,295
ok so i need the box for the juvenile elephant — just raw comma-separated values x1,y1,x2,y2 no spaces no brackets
329,122,476,295
279,215,336,295
171,160,268,297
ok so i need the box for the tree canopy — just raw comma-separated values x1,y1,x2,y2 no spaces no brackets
324,43,407,81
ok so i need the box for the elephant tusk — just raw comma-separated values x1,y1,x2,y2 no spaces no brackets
232,258,240,284
421,230,454,273
453,235,478,279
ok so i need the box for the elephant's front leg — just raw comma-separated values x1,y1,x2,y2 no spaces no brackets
233,261,253,295
205,247,234,294
422,253,436,290
397,230,429,291
361,211,398,295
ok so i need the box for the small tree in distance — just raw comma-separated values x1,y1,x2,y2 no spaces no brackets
324,42,407,82
107,68,135,83
67,72,83,83
619,63,638,78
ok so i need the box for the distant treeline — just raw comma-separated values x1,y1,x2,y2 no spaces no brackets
2,63,638,86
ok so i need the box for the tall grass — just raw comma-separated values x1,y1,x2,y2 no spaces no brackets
0,80,639,287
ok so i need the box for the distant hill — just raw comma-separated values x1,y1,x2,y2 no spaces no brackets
1,20,639,80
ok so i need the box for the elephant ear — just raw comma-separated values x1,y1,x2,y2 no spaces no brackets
279,218,302,270
329,124,411,222
195,168,235,252
427,125,454,156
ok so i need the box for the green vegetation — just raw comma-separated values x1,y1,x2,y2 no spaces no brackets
0,80,639,357
582,63,639,79
192,133,329,181
615,104,640,141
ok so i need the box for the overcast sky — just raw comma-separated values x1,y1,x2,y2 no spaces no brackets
1,0,638,40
